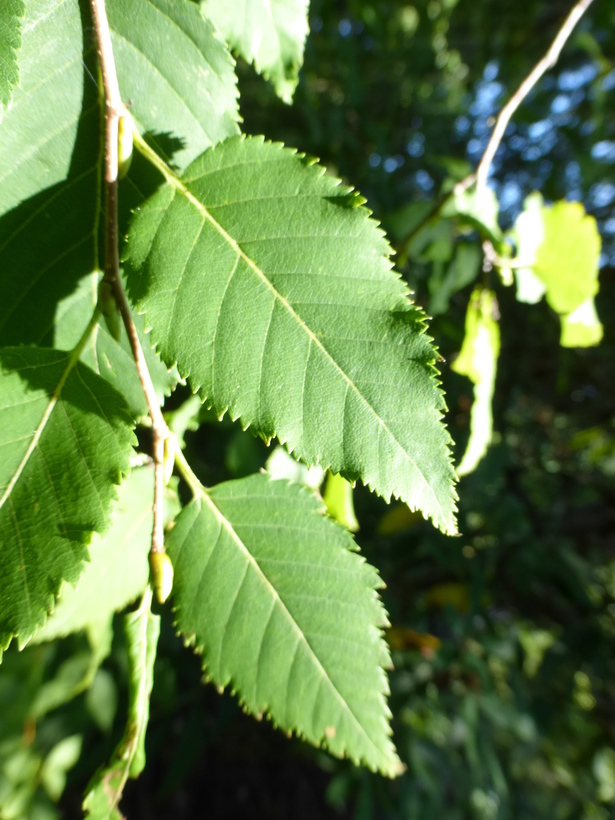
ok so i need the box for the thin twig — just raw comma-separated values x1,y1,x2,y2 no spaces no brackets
90,0,168,555
476,0,595,191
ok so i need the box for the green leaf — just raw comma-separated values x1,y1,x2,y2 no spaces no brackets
442,185,503,245
428,242,481,316
513,194,601,317
83,591,160,819
0,0,25,118
108,0,239,170
30,467,175,644
323,471,359,532
0,346,135,652
534,201,600,315
167,472,402,776
40,735,82,802
452,288,500,477
51,273,178,419
201,0,309,103
124,135,457,534
560,298,603,348
1,0,238,352
0,0,100,346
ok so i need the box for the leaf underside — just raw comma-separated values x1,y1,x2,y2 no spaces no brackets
0,0,25,118
31,467,157,644
125,135,458,534
167,473,403,776
201,0,309,103
0,347,135,652
0,0,217,413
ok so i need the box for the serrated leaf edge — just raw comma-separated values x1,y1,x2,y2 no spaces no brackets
125,134,458,534
172,480,403,776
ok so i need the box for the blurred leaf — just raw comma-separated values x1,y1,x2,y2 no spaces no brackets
265,445,326,489
560,298,603,348
443,185,503,245
386,627,441,653
514,195,601,321
424,583,470,612
83,591,160,819
452,289,501,477
377,503,424,535
86,670,118,734
40,736,82,802
429,242,482,316
323,471,359,532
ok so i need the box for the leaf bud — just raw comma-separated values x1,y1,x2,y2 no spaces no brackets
118,110,134,179
149,551,174,604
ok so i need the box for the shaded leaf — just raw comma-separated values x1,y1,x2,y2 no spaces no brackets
125,135,457,534
452,289,500,477
429,242,481,316
0,346,135,652
201,0,309,103
0,0,101,347
0,0,25,118
31,467,178,644
83,591,160,819
51,273,178,419
167,473,402,776
108,0,239,170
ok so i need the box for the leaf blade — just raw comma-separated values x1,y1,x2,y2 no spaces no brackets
0,346,135,651
167,473,402,776
201,0,309,103
125,135,458,534
0,0,25,118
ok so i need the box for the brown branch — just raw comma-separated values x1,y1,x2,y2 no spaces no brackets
90,0,168,556
476,0,596,191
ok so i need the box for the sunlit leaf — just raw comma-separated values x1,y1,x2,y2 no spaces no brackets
124,135,458,534
201,0,309,103
0,0,25,119
323,471,359,532
167,473,403,776
452,288,500,477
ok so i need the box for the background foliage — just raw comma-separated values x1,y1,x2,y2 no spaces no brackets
1,0,615,817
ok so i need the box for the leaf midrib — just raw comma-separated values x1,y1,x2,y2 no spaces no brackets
197,490,392,764
147,164,448,526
